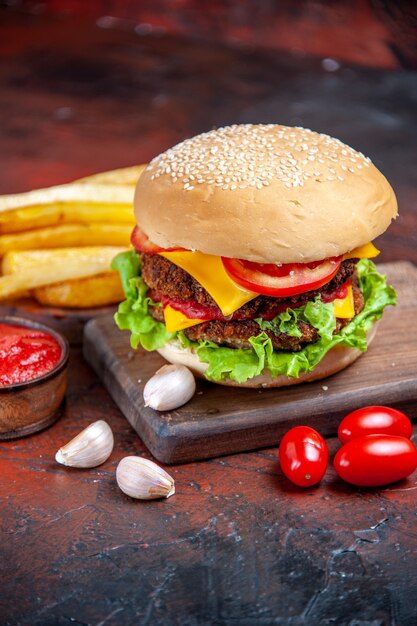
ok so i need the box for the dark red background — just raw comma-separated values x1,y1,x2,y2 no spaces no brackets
1,3,417,625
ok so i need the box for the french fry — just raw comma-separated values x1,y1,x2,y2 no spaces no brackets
0,164,145,306
76,164,147,186
0,183,135,234
32,271,124,308
0,247,127,300
0,204,135,235
0,223,132,256
0,183,135,211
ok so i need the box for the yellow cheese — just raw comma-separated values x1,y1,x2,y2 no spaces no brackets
160,250,257,316
333,284,355,319
165,285,355,331
343,242,379,260
163,304,204,333
160,244,368,328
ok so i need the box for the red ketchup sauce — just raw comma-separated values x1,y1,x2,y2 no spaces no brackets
321,279,350,303
0,323,62,386
150,279,351,323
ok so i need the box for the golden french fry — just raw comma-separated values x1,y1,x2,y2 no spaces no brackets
0,161,147,233
0,183,135,234
0,183,134,212
0,204,135,235
33,271,124,308
0,223,132,256
76,164,147,186
0,246,127,300
0,183,134,234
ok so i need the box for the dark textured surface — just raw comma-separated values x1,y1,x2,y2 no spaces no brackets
10,0,417,69
1,8,417,626
1,390,417,625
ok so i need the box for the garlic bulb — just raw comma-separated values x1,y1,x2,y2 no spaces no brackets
116,456,175,500
55,420,114,468
143,364,196,411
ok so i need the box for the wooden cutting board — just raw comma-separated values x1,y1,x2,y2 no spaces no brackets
83,261,417,464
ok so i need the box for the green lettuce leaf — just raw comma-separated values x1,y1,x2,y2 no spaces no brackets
111,250,140,300
112,250,174,351
257,296,336,342
113,255,396,383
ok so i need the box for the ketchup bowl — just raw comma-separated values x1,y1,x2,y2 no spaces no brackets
0,316,69,439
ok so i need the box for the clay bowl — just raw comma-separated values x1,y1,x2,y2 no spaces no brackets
0,316,69,439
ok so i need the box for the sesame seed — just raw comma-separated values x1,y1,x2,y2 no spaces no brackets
146,124,372,191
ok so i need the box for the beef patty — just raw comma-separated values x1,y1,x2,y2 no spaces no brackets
141,253,364,350
141,253,357,311
184,280,363,350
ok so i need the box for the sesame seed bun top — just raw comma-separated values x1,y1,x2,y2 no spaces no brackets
134,124,397,263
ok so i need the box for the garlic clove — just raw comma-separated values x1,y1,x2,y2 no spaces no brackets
116,456,175,500
55,420,114,468
143,364,196,411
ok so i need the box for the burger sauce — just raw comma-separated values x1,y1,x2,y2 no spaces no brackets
0,323,62,386
150,279,351,322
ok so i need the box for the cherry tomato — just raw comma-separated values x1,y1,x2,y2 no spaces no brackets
338,406,412,444
279,426,328,487
221,255,342,297
131,225,185,254
334,435,417,487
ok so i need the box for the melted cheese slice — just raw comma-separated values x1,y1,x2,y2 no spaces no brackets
164,304,204,333
160,250,257,317
160,243,372,331
165,285,355,331
333,284,355,319
343,242,379,260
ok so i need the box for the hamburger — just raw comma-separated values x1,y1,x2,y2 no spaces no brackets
112,124,397,387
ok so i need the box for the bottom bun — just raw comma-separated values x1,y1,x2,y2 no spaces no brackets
156,323,378,388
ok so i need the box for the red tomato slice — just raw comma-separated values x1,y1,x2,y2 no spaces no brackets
222,255,342,297
131,225,185,254
338,406,413,444
334,435,417,487
279,426,328,487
